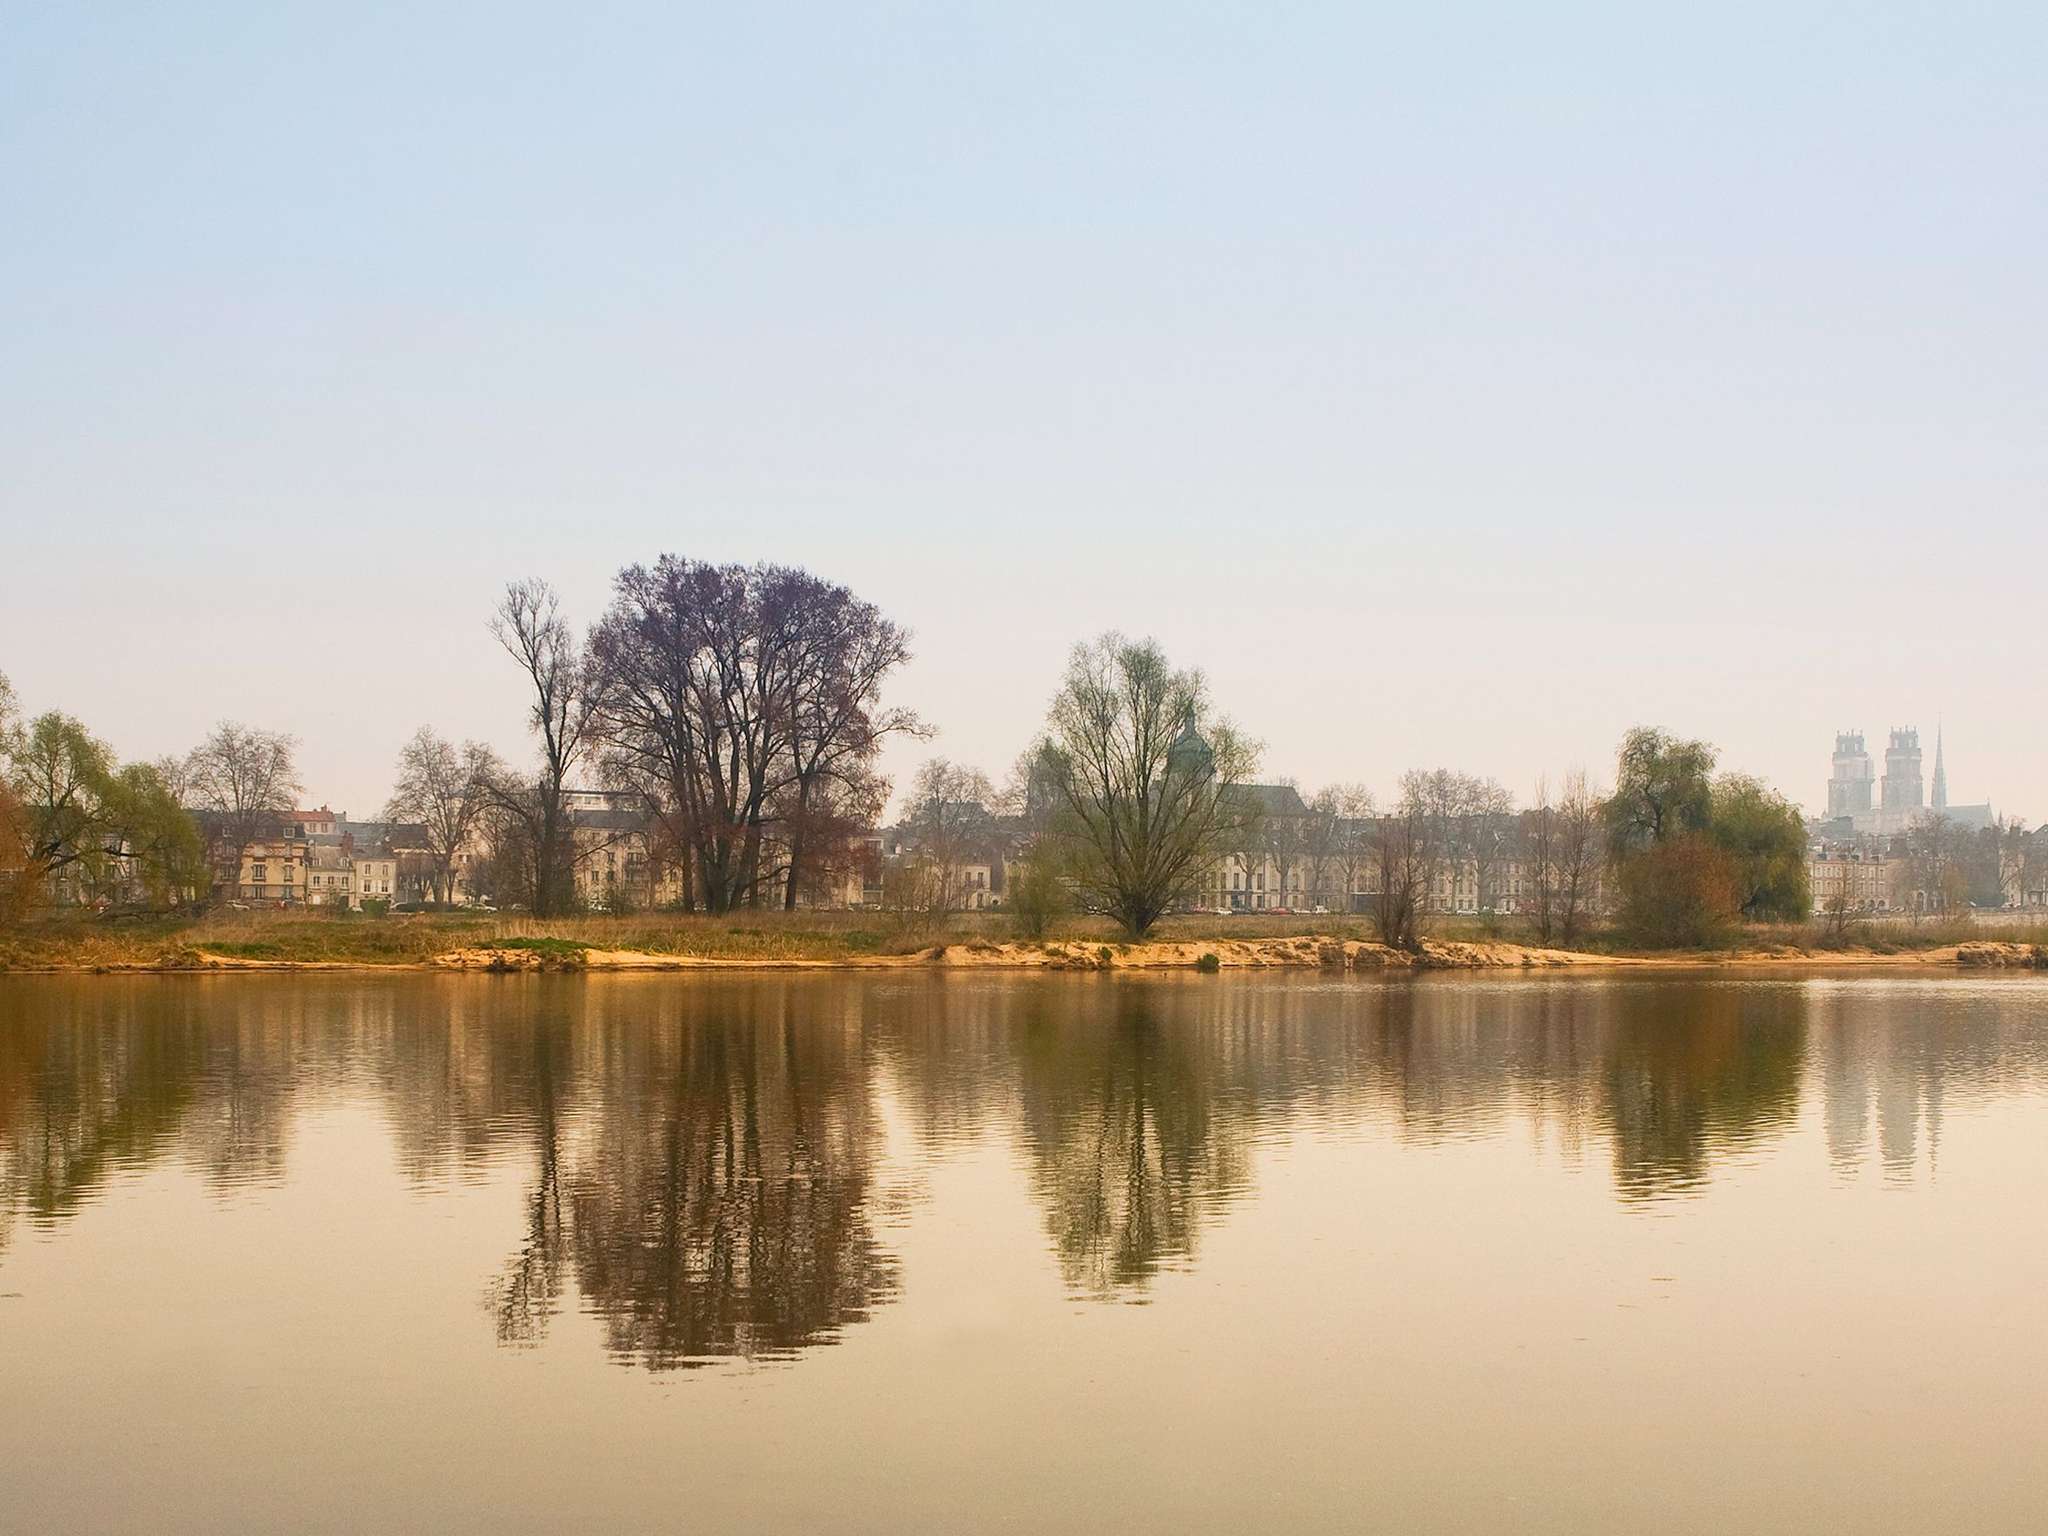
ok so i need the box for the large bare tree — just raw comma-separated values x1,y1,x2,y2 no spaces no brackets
184,721,300,876
588,559,793,914
589,558,915,915
384,727,504,906
1033,633,1257,938
490,579,598,916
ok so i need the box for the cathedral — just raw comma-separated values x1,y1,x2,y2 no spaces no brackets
1825,726,1992,835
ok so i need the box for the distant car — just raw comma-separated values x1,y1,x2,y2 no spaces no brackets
226,901,250,911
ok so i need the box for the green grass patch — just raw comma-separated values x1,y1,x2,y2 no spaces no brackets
488,936,590,955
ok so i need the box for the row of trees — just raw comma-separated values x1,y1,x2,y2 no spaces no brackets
0,673,340,919
1214,769,1604,947
1894,812,2042,916
879,638,1635,948
866,639,1811,948
1,613,1823,949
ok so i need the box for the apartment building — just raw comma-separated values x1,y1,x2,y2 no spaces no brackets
1808,846,1900,914
238,833,310,905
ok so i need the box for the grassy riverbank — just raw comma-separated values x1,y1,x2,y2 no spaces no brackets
4,909,2046,974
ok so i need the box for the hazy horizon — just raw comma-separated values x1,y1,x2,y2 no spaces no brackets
5,3,2043,822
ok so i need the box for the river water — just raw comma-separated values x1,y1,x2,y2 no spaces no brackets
2,971,2045,1533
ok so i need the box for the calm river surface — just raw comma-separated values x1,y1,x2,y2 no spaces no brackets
3,971,2046,1533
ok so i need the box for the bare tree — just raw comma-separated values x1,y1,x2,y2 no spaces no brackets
772,573,921,908
1553,770,1604,944
2024,826,2048,910
1903,813,1968,917
1301,787,1346,913
1819,869,1861,944
1466,777,1515,917
149,754,194,808
588,560,806,914
1367,774,1436,948
774,767,885,910
490,579,598,917
184,721,300,879
1525,776,1561,942
1230,805,1268,912
0,773,30,923
384,728,504,906
896,758,995,917
1033,633,1258,938
0,670,18,752
1414,769,1480,917
1262,781,1309,911
1327,784,1375,917
1993,816,2032,910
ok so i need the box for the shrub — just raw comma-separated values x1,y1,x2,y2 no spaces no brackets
1195,952,1221,973
1614,835,1740,948
1007,849,1072,940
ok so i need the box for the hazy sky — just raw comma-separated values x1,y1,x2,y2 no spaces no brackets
3,2,2043,821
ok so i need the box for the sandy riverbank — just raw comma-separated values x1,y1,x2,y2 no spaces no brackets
21,935,2040,975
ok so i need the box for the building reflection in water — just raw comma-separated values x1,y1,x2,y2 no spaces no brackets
4,973,2046,1366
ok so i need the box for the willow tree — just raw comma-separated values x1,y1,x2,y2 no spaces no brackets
4,712,202,909
1032,634,1257,938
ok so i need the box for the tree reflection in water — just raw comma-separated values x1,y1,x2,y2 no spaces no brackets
1013,986,1254,1295
484,984,898,1369
5,973,2047,1361
1597,984,1807,1200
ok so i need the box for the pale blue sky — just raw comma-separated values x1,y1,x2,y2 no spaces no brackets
3,2,2043,818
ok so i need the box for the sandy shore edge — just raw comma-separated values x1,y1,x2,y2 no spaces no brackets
10,936,2043,976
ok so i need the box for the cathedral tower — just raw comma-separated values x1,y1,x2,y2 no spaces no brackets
1881,728,1924,814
